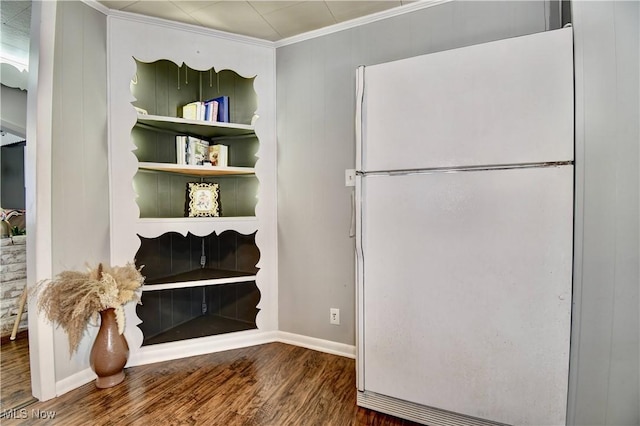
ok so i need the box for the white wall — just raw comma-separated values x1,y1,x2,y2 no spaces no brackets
0,84,27,138
569,2,639,425
50,0,109,381
276,0,551,346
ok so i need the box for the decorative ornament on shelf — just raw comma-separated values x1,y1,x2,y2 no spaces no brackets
34,262,145,388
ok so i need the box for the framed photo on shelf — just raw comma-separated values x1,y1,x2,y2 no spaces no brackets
187,182,220,217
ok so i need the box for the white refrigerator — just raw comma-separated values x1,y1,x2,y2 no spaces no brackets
355,28,574,426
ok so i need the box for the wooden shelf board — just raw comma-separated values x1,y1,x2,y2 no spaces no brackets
139,162,255,176
137,217,257,224
134,217,258,239
142,268,257,291
137,114,254,138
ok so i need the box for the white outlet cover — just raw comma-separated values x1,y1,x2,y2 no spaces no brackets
330,308,340,325
345,169,356,187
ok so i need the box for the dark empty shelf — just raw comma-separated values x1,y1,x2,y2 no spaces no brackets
142,315,256,346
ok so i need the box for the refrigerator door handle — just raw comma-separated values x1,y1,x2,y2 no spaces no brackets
358,160,574,177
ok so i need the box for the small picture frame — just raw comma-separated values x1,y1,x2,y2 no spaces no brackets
187,182,220,217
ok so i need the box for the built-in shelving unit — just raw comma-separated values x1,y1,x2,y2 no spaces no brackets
130,59,260,222
129,58,261,345
108,15,276,365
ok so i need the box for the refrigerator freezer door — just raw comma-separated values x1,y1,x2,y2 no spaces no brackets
359,166,573,425
360,28,573,172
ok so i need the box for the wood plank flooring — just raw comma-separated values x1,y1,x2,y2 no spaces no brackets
1,332,36,411
1,341,420,425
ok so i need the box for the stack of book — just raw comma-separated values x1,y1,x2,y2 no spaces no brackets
180,96,229,123
176,136,228,167
176,136,208,165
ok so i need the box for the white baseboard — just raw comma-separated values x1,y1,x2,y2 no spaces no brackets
54,330,355,397
128,329,355,367
55,368,95,396
128,329,279,367
275,331,356,359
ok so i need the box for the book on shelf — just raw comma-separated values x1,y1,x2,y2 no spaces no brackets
182,100,224,122
188,136,209,165
181,101,204,120
175,135,187,164
208,144,228,167
186,136,196,164
204,99,219,122
195,139,210,165
175,136,210,165
211,96,229,123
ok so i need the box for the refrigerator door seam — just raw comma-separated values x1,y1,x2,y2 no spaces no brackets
357,160,573,177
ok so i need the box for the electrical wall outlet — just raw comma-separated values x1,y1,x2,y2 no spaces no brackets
330,308,340,325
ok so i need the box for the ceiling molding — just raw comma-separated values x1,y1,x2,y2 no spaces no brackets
106,9,275,50
274,0,452,48
83,0,451,50
80,0,110,15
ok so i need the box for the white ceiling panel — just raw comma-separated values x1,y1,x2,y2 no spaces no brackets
190,1,280,40
0,1,30,23
3,8,31,32
247,1,305,16
261,1,335,39
0,0,31,73
171,0,221,14
98,0,138,10
121,0,201,26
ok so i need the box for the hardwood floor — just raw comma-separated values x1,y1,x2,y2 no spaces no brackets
1,332,36,411
1,342,420,425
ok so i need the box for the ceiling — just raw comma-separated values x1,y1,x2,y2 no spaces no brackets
0,0,31,71
98,1,415,42
1,0,415,79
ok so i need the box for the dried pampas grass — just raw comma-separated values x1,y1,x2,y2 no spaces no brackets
34,263,144,355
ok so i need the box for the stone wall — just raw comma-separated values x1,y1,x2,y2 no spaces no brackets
1,236,27,336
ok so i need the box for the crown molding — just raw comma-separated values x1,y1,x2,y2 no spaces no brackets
275,0,452,48
81,0,450,49
82,0,273,48
80,0,110,15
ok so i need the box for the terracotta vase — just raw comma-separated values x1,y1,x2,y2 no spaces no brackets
89,308,129,389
